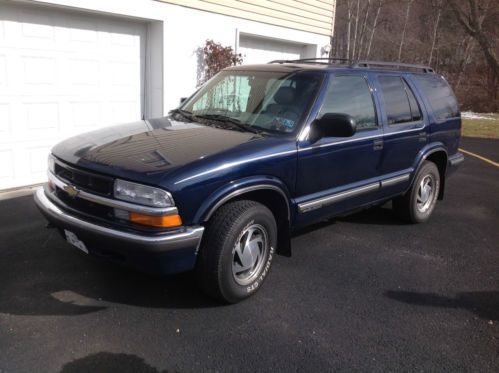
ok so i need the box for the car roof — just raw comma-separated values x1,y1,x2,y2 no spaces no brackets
225,59,436,75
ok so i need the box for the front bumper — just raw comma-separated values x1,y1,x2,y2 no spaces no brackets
34,187,204,275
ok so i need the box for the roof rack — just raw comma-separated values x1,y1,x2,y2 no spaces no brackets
268,58,434,73
269,57,351,65
352,60,434,73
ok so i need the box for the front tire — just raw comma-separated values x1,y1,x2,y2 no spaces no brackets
393,161,440,223
196,200,277,303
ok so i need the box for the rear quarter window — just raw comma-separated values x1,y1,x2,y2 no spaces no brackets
413,75,460,121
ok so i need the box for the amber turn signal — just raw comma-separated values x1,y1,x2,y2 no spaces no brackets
129,212,182,228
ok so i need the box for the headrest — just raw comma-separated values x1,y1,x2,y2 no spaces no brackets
273,87,295,105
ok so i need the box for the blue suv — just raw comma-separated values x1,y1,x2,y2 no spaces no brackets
35,59,464,303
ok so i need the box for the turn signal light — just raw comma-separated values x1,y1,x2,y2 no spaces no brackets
129,212,182,228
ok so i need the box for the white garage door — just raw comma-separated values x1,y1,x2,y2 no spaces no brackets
0,2,146,190
238,34,306,65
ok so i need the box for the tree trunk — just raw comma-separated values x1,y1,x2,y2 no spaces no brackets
346,0,353,60
356,0,372,59
352,0,360,60
366,0,383,59
428,0,442,65
455,37,475,89
450,0,498,98
398,0,413,62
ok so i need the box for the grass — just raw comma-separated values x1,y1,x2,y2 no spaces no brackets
462,113,499,139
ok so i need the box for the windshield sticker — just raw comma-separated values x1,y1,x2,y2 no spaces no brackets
271,117,295,131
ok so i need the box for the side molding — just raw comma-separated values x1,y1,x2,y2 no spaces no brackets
298,173,411,213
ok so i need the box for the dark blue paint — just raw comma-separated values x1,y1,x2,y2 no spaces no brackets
49,63,463,274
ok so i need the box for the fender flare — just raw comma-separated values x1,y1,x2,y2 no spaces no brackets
193,176,292,224
410,144,448,198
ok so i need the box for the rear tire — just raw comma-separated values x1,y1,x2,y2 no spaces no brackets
393,161,440,223
196,200,277,303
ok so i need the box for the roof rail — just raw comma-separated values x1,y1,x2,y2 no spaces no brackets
268,58,435,73
269,57,351,65
352,60,434,73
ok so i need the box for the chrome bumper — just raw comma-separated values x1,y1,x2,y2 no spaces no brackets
34,187,204,254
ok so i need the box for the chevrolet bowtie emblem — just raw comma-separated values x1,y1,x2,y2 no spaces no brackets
64,184,80,199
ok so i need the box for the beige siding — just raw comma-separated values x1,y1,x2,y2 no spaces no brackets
156,0,335,36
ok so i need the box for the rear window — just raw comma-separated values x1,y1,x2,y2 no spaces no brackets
414,75,460,120
378,76,422,125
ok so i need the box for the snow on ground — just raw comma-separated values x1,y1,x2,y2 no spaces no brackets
461,112,495,120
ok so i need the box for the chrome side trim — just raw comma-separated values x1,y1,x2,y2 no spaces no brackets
35,187,204,246
298,127,424,153
298,182,379,213
380,174,410,188
48,171,178,216
204,185,290,221
298,172,412,213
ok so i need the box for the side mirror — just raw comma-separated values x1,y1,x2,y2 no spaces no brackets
314,113,357,139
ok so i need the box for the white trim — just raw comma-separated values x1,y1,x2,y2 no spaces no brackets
174,149,297,185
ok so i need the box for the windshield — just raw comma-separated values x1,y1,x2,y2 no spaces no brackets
180,70,323,134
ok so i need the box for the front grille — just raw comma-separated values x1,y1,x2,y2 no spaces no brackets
55,188,113,219
54,160,113,196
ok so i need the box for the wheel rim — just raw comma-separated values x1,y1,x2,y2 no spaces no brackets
232,223,269,286
416,175,435,213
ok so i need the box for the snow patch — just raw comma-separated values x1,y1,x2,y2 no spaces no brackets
461,111,495,120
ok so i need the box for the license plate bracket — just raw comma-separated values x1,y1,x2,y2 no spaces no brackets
64,230,89,254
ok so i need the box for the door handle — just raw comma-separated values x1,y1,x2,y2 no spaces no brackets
373,139,384,150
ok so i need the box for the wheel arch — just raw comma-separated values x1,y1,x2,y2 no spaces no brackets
413,146,448,200
195,178,293,256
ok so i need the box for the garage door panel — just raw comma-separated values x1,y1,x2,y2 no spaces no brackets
239,35,308,65
0,149,14,179
0,103,9,133
0,2,146,190
69,101,101,128
0,55,6,85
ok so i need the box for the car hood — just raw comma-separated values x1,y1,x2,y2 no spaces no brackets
52,116,264,177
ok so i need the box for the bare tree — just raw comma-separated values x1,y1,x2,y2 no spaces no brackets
428,0,443,65
356,0,372,59
365,0,384,59
346,0,354,59
352,0,361,59
398,0,414,62
449,0,498,98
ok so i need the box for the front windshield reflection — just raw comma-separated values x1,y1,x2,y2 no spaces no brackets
180,70,323,134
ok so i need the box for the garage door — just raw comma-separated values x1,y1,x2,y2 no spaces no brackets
0,2,146,190
238,34,307,64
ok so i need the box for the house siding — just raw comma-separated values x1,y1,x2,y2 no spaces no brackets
156,0,335,36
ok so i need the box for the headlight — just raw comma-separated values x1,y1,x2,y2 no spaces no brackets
114,179,175,208
48,154,55,173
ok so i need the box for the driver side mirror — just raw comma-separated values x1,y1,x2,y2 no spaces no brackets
313,113,357,140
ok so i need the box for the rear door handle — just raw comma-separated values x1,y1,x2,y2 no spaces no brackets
373,139,384,150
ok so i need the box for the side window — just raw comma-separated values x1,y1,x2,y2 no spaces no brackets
319,75,377,131
378,75,421,125
404,80,422,121
413,75,460,120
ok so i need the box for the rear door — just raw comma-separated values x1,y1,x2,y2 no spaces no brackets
374,74,427,195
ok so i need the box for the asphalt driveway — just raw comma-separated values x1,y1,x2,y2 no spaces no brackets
1,137,498,372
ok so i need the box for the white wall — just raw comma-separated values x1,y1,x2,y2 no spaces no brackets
28,0,330,114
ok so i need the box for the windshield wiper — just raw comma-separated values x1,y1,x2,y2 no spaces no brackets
195,114,260,134
169,108,195,121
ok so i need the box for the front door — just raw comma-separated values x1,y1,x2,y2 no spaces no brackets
295,73,384,225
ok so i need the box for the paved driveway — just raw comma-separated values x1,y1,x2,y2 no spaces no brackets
1,137,498,372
